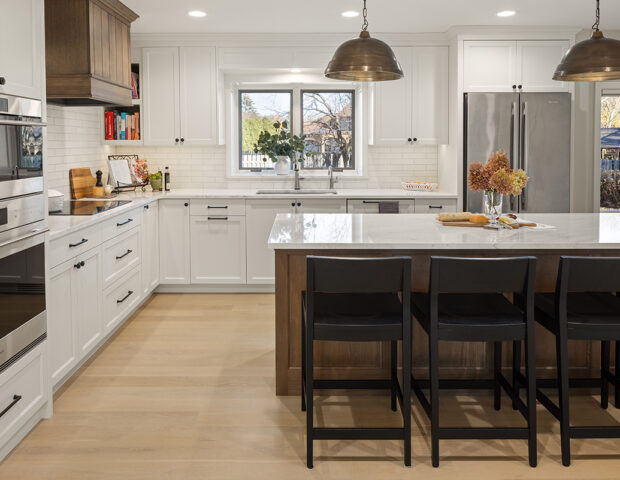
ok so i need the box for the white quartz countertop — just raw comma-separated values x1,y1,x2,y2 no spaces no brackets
46,188,457,239
267,213,620,250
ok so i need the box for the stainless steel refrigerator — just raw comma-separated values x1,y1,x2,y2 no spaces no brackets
464,92,571,213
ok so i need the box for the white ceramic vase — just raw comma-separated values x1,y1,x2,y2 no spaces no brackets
274,156,291,175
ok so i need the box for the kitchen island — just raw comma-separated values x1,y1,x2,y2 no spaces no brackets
268,213,620,395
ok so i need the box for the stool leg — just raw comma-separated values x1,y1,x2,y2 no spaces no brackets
494,341,502,411
556,332,571,467
391,340,398,412
306,332,314,469
525,331,537,467
615,341,620,409
430,335,440,468
301,317,306,412
601,341,610,410
403,326,412,467
512,340,522,410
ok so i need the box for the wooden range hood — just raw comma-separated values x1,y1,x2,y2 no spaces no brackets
45,0,138,106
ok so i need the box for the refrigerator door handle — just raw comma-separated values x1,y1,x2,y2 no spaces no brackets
510,101,517,212
520,101,528,211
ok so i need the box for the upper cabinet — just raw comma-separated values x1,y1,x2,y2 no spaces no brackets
45,0,138,106
142,46,217,146
0,0,44,100
373,46,449,146
463,40,570,93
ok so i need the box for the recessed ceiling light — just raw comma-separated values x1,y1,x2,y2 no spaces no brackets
497,10,516,17
188,10,207,18
341,11,359,18
290,68,302,73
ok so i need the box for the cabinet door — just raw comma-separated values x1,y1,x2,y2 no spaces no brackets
516,41,570,93
411,46,449,145
48,259,76,387
373,47,413,145
346,199,415,213
191,216,246,284
296,199,347,213
142,47,180,145
141,203,159,295
180,47,217,146
73,248,102,358
0,0,43,99
159,199,190,284
246,200,294,284
414,198,457,213
463,41,517,92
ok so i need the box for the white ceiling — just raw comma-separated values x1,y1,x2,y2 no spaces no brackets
123,0,620,34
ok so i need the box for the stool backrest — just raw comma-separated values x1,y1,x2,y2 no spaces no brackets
430,257,536,295
307,256,411,294
557,256,620,294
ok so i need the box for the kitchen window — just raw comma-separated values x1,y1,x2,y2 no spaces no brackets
237,88,356,171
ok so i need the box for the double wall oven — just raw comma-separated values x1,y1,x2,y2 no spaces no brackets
0,94,46,370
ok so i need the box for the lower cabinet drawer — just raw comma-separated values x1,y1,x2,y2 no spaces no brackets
0,345,45,446
49,224,102,268
103,267,142,334
346,199,416,213
101,207,142,241
101,228,140,289
414,199,457,213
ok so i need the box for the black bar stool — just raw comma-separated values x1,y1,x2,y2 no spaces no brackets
302,256,412,469
410,256,538,467
523,256,620,466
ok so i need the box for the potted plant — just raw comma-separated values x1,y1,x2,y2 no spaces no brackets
253,120,308,175
468,150,529,223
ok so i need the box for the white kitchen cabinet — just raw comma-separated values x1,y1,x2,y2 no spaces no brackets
141,203,160,295
463,40,569,92
142,47,180,145
414,198,457,213
373,46,449,145
346,199,416,213
159,199,191,284
191,216,246,284
73,247,103,358
48,260,76,386
142,46,217,146
296,199,347,213
0,0,44,99
103,267,142,334
246,200,295,285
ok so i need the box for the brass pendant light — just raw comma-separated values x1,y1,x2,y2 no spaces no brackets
553,0,620,82
325,0,403,81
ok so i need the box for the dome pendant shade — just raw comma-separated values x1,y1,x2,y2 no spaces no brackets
553,30,620,82
325,30,404,82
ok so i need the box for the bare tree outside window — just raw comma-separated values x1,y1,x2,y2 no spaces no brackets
600,95,620,210
301,91,355,169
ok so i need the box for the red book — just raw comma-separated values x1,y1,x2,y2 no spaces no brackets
105,111,114,140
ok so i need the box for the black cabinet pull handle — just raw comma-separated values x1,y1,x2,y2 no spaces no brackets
144,204,149,210
116,249,133,260
69,238,88,248
207,205,228,209
362,200,380,204
297,202,301,207
116,218,133,227
428,205,443,209
0,395,22,418
207,216,228,220
81,261,85,267
117,290,134,304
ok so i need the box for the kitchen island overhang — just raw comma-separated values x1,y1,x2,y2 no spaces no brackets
269,213,620,396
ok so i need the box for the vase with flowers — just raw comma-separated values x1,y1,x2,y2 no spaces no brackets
468,150,529,224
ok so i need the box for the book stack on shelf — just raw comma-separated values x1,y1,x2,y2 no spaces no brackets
105,111,140,140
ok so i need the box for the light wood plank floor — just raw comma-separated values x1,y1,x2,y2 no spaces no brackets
2,293,620,479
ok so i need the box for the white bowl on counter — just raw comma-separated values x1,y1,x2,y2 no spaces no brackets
48,189,64,213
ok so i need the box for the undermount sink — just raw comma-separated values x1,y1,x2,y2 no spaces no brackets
256,189,338,195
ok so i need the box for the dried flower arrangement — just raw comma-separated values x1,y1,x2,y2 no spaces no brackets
468,150,529,196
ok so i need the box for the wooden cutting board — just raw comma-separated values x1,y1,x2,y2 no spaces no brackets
441,221,537,228
69,168,96,199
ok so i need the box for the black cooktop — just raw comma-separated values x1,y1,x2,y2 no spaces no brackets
49,200,132,216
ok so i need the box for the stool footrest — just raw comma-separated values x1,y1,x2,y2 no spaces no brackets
439,427,529,440
570,426,620,439
415,378,496,390
313,427,406,441
313,379,392,390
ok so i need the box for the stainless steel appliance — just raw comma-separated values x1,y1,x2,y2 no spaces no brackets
464,92,572,213
0,94,44,199
0,94,47,370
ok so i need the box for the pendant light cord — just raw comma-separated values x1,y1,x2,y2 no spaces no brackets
592,0,600,31
362,0,369,31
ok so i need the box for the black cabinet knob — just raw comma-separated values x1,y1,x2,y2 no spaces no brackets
80,261,85,267
407,138,412,142
74,263,81,269
297,202,301,207
413,138,418,142
180,138,185,143
0,77,5,85
184,202,189,207
291,202,295,207
144,204,149,210
512,85,517,89
175,138,179,143
518,85,522,89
